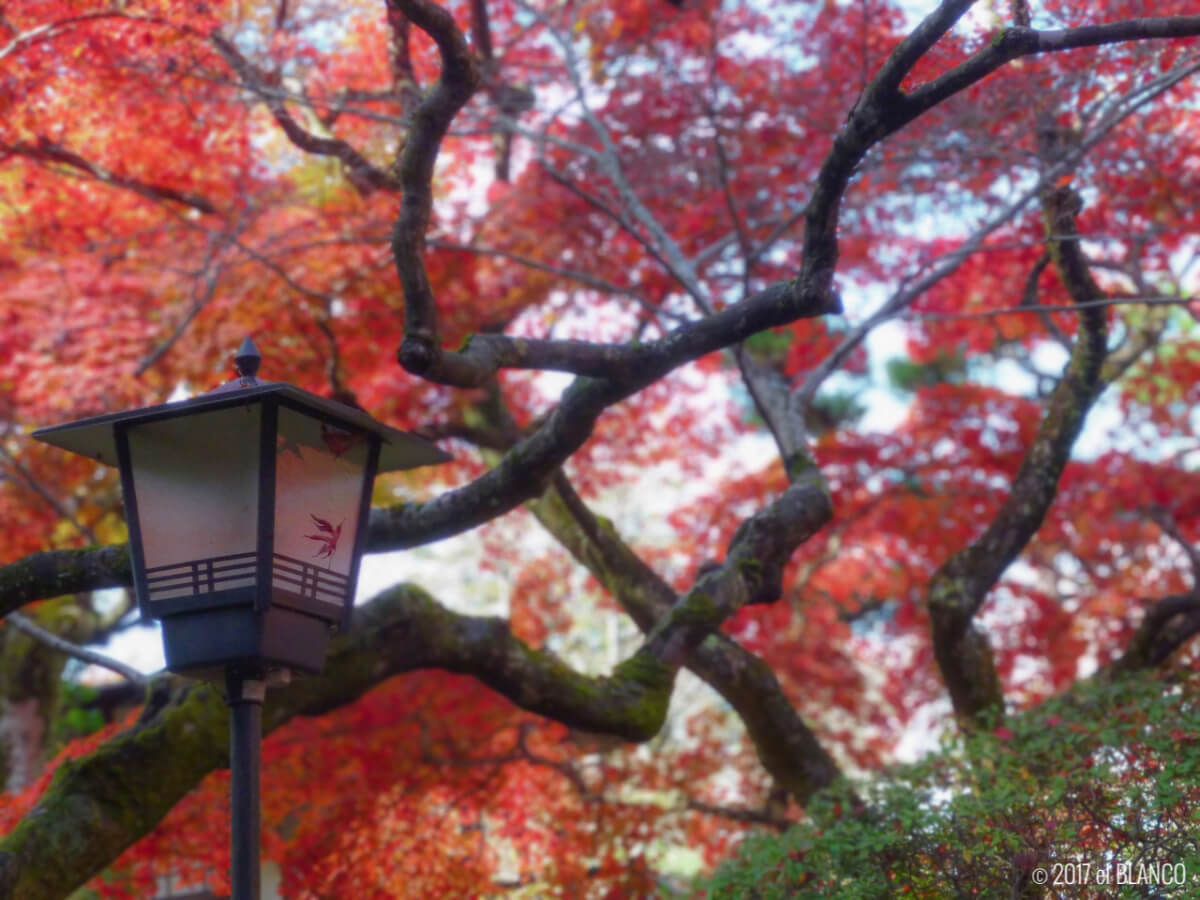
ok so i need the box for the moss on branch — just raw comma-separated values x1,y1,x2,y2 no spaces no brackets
0,580,688,898
523,472,842,801
0,547,131,619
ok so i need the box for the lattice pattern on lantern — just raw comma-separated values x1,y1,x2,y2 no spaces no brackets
271,553,350,608
126,405,263,610
145,552,259,602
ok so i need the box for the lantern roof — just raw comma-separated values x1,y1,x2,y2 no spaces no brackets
33,379,450,473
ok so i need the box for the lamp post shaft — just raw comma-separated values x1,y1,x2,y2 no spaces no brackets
227,674,265,900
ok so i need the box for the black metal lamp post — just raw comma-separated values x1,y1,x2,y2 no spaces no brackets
33,339,449,900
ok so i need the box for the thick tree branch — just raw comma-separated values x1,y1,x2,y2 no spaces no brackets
1105,588,1200,677
416,394,839,800
0,547,676,730
798,46,1199,410
525,474,842,802
0,472,840,805
0,547,130,620
0,578,721,899
386,0,1176,554
395,0,840,390
389,0,482,373
381,3,1200,560
927,182,1109,730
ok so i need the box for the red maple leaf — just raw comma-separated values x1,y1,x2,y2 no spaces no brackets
320,424,367,459
305,514,343,564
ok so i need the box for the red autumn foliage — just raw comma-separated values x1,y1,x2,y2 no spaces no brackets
1,0,1199,896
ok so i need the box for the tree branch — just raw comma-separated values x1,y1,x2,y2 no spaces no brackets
3,613,146,685
927,181,1109,730
903,16,1200,121
2,139,216,214
0,547,131,620
525,473,842,801
209,34,401,194
0,578,726,898
1105,591,1200,676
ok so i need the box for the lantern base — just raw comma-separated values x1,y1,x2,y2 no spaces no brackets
160,604,332,677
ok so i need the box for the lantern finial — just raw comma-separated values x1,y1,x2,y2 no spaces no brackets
235,337,262,379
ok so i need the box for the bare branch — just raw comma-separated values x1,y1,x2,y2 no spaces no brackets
904,15,1200,119
1106,591,1200,676
927,171,1109,728
525,473,841,801
4,613,147,684
2,139,216,214
901,294,1195,322
209,34,401,194
796,49,1200,409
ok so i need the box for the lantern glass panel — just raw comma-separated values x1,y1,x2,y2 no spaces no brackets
271,408,368,612
126,405,262,603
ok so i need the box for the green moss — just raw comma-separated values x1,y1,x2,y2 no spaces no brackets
737,558,762,577
611,651,672,737
928,576,964,612
613,650,671,688
671,590,720,628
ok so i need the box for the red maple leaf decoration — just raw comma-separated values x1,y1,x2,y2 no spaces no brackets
320,424,367,459
305,514,343,564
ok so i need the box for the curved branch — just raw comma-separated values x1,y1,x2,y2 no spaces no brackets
526,474,842,801
209,34,401,194
412,397,839,799
903,15,1200,121
0,579,677,899
928,182,1109,729
3,613,146,685
391,0,481,374
797,47,1200,411
1106,591,1200,676
381,3,1200,562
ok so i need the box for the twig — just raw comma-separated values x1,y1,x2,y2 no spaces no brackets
902,295,1195,322
0,442,99,543
5,612,147,684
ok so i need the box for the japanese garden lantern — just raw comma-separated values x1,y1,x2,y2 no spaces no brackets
32,337,450,900
33,338,450,678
